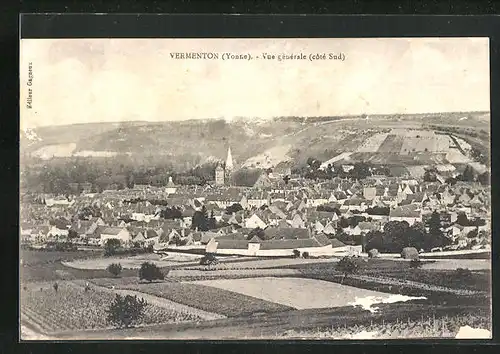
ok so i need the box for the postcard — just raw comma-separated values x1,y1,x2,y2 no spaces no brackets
19,37,491,340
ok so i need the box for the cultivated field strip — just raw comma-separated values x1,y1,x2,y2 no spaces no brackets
349,274,484,296
78,280,226,321
188,277,396,310
169,268,301,278
20,281,204,334
377,134,404,153
90,279,293,317
183,258,336,271
279,313,491,339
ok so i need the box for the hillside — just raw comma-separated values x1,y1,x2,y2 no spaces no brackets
20,112,490,170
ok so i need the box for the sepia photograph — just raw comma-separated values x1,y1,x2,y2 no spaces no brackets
19,37,491,340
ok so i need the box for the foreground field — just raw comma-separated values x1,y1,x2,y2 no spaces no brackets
49,301,491,340
187,277,412,310
280,313,491,339
20,281,202,336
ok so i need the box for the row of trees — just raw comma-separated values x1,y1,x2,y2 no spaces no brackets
294,158,377,181
328,212,452,253
363,212,450,253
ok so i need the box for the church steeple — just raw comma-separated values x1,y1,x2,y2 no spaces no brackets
225,146,233,172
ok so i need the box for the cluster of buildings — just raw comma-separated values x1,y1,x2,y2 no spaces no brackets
20,147,491,258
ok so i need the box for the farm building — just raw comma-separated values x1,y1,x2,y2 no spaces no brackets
100,227,132,246
210,233,360,257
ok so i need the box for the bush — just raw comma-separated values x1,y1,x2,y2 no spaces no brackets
302,251,310,259
293,249,301,258
107,263,123,277
200,253,218,266
104,238,121,256
401,247,419,260
455,268,473,279
368,249,379,258
106,294,147,328
138,262,164,282
335,256,359,284
409,259,422,269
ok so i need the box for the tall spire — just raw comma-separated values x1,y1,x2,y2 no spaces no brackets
225,146,233,171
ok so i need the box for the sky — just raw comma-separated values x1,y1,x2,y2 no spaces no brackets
19,38,490,129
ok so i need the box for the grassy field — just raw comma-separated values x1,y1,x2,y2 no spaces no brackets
20,281,201,335
89,278,293,317
188,277,400,310
20,249,103,265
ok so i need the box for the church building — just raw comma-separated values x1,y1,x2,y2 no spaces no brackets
215,147,234,186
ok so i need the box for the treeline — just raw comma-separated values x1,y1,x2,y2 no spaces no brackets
21,157,225,195
293,157,390,181
428,124,489,140
367,212,450,252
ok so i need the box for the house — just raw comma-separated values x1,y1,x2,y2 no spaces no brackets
264,227,310,241
363,187,377,200
289,213,306,229
253,172,273,189
340,198,366,212
389,205,422,225
322,222,337,235
345,225,362,236
245,213,267,229
100,227,132,246
357,221,381,234
314,221,325,233
132,231,147,246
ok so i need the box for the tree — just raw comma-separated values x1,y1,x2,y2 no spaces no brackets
462,166,475,182
409,259,422,269
248,227,266,240
423,170,437,182
338,217,349,229
365,230,384,252
107,263,123,277
428,211,443,238
457,212,470,226
478,171,490,186
335,256,359,284
138,262,164,282
427,211,451,250
53,282,58,292
192,205,210,231
350,161,372,180
382,221,410,253
407,222,427,251
306,157,321,171
292,249,301,258
104,238,121,256
106,294,147,329
68,229,78,241
226,203,243,214
200,253,218,266
445,177,458,186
